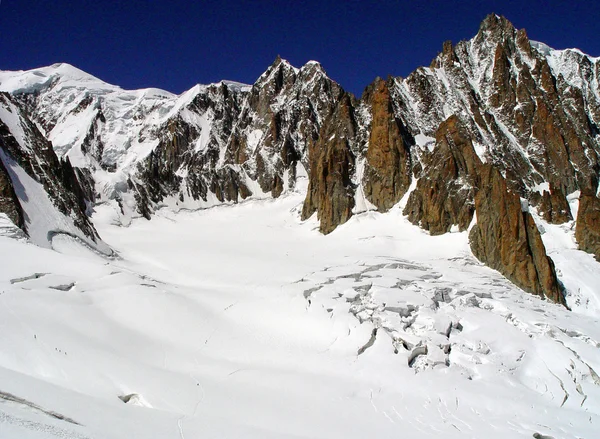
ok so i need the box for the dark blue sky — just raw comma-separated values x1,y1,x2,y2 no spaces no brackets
1,0,598,96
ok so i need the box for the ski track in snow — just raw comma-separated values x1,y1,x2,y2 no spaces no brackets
0,193,599,439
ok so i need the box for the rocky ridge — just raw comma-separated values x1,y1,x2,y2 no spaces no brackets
0,14,599,303
0,92,109,252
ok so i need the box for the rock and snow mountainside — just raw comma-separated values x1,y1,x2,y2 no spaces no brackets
1,13,600,439
1,15,599,303
0,58,345,223
0,92,111,254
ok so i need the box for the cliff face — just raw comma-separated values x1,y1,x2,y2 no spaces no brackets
299,15,599,303
404,116,479,235
576,192,600,261
0,92,109,252
2,14,598,303
302,94,357,234
402,115,565,304
0,153,23,229
469,163,565,305
362,78,412,211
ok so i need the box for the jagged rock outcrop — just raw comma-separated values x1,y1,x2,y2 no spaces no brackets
404,116,479,235
576,191,600,261
535,184,572,224
391,14,599,205
362,78,412,211
302,94,356,234
469,163,565,305
132,81,250,216
225,57,345,198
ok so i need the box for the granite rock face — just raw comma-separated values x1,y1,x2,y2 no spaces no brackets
404,115,565,304
404,116,479,235
535,184,573,224
469,163,565,305
576,192,600,261
362,78,412,211
302,94,356,234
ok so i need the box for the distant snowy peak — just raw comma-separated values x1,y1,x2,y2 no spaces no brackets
0,63,114,96
530,41,600,91
531,39,600,61
0,62,256,228
0,62,176,98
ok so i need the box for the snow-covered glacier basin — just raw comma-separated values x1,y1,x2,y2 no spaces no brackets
1,192,599,439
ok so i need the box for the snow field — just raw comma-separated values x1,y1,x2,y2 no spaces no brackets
0,193,599,438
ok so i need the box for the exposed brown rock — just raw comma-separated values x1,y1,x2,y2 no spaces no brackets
469,164,565,305
302,94,356,234
536,183,572,224
576,192,600,261
402,115,565,304
404,116,479,234
363,78,412,211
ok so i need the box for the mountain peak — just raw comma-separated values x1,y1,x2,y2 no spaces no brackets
476,13,517,42
479,13,513,31
299,60,328,77
270,55,295,70
303,60,323,69
253,56,299,91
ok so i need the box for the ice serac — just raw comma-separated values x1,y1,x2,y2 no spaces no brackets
302,93,356,234
362,77,412,211
404,116,478,235
469,163,565,305
0,92,109,252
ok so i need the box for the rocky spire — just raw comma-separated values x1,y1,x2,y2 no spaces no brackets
362,77,412,211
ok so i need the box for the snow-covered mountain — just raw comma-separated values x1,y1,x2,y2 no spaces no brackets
1,14,600,439
2,16,599,302
0,57,347,224
0,91,111,254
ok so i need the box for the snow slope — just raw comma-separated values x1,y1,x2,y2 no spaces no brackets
1,191,599,439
